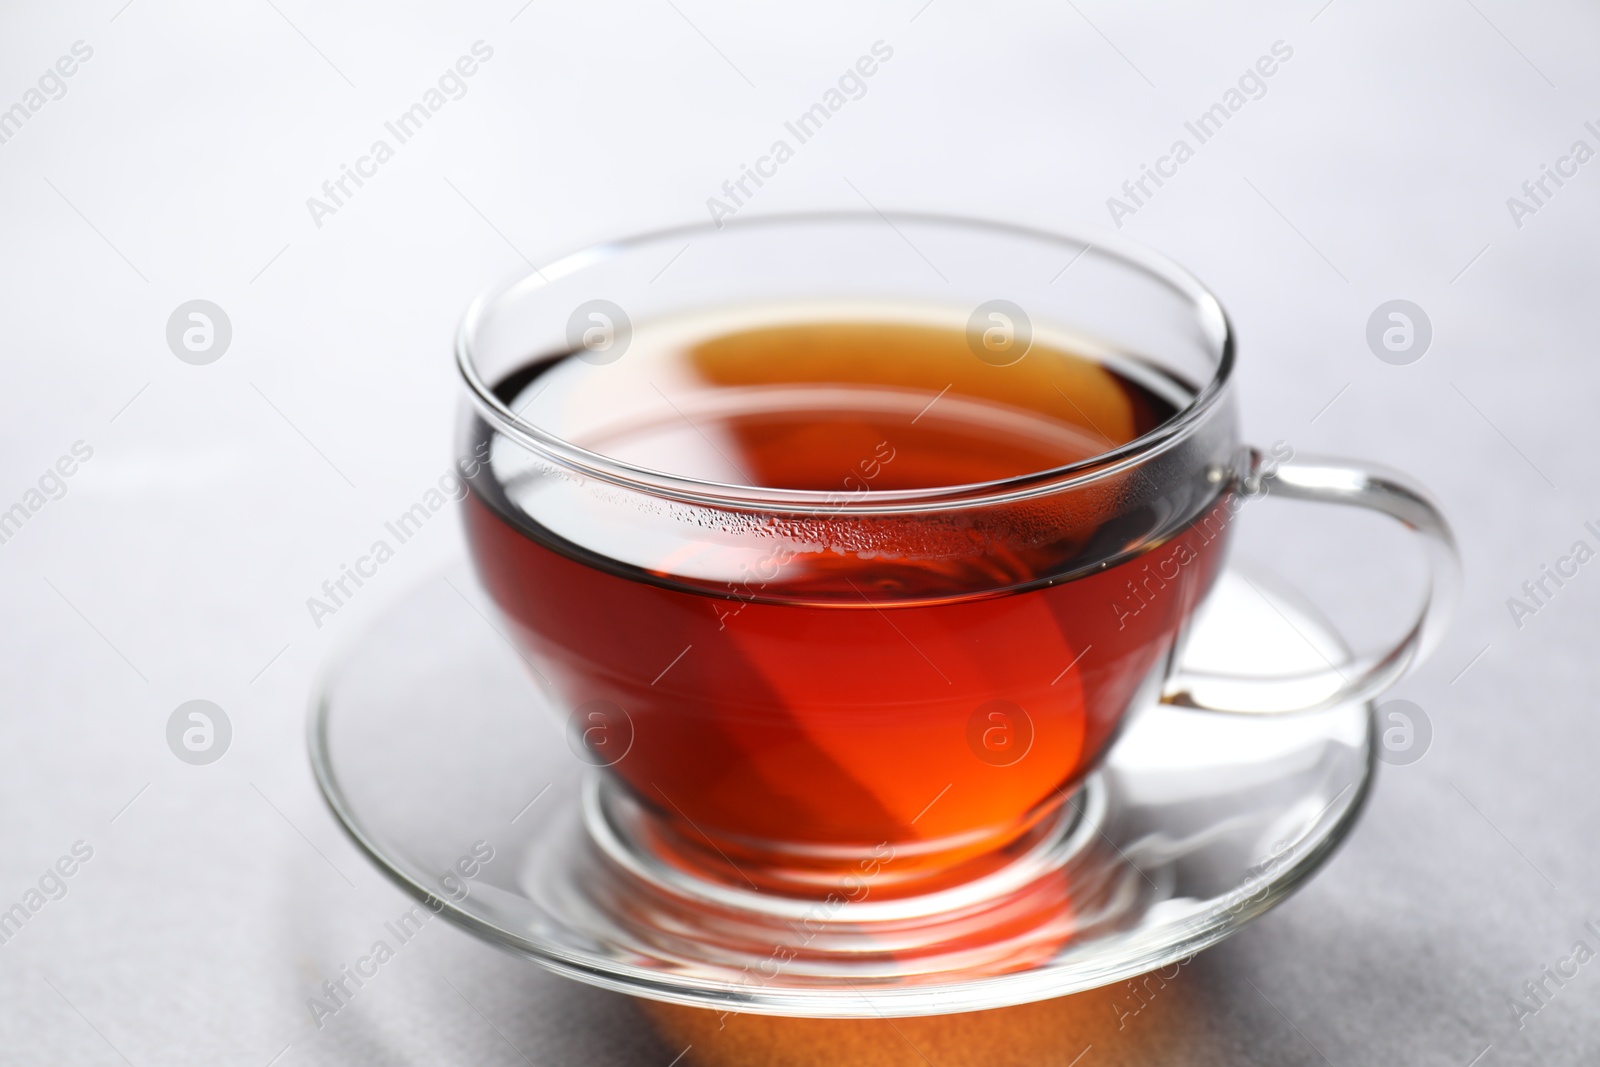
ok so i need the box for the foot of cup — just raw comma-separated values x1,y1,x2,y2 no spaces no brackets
562,773,1153,983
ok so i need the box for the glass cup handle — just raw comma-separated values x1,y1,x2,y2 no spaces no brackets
1162,449,1461,715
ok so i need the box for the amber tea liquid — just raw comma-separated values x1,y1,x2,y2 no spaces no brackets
464,309,1231,897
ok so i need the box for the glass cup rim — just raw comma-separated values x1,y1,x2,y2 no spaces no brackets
455,210,1236,514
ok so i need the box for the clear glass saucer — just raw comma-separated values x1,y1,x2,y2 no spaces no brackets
308,563,1374,1018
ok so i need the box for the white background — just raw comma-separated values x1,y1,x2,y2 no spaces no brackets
1,1,1597,1063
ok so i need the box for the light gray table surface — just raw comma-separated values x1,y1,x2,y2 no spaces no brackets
2,1,1597,1063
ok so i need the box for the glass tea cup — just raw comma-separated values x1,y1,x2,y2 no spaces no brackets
453,213,1457,903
